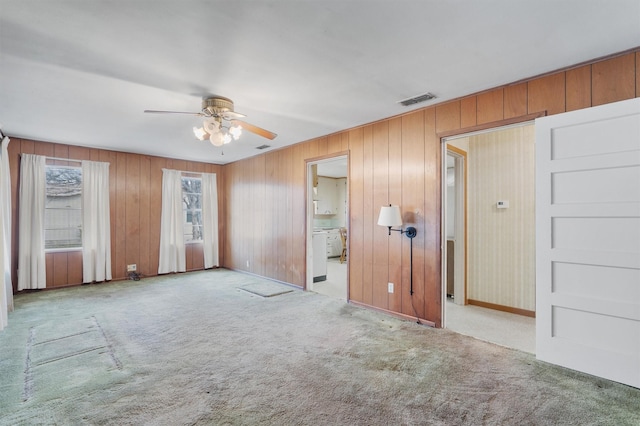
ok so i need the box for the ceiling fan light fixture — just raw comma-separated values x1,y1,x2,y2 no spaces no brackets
203,117,220,134
145,96,276,150
229,124,242,140
193,126,209,141
210,132,224,147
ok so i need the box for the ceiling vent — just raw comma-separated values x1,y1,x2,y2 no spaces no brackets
256,144,271,150
398,92,436,107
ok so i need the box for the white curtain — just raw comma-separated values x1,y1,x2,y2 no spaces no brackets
82,160,112,283
158,169,185,274
0,137,13,331
202,172,219,269
18,154,46,290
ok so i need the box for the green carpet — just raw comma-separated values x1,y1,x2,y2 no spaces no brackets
0,269,638,425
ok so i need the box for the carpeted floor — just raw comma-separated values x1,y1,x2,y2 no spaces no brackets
0,269,638,425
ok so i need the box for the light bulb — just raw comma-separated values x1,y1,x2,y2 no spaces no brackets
229,124,242,140
203,118,220,134
223,133,232,144
210,132,224,147
193,127,208,141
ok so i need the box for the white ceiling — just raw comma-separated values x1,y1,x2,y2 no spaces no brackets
1,1,639,165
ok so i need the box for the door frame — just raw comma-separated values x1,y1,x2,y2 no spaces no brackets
439,113,543,328
445,145,468,306
305,152,350,298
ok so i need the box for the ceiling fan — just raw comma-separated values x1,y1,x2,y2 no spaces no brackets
144,96,277,146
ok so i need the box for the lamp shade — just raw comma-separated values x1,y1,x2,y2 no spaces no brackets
377,205,403,227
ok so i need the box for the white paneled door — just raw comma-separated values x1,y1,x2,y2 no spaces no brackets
536,97,640,388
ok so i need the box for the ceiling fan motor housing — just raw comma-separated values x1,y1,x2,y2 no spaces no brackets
203,97,234,115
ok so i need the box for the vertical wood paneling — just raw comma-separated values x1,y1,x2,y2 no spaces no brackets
10,48,638,328
114,153,127,278
436,101,461,134
592,53,636,106
348,127,364,302
138,156,151,275
372,121,389,309
423,108,441,325
504,83,527,119
149,156,165,275
528,72,565,115
316,136,329,157
276,150,287,282
185,244,193,271
53,144,69,160
100,149,119,277
125,155,140,277
362,123,375,305
69,145,91,160
341,133,350,152
254,156,266,276
566,65,592,112
460,97,477,128
68,250,83,284
328,134,341,154
291,143,305,286
637,51,640,97
265,152,277,279
9,139,223,290
477,88,504,124
34,141,54,157
52,252,68,287
189,244,204,270
387,118,403,313
400,112,425,319
45,253,54,287
284,149,294,284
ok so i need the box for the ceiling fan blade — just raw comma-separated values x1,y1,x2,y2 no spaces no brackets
144,109,204,116
221,111,246,120
234,120,277,140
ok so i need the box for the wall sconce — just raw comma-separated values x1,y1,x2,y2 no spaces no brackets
377,205,417,295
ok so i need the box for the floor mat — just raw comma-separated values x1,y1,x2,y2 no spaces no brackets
239,282,294,297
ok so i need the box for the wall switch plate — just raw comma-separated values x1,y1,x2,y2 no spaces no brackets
127,264,136,272
388,282,394,293
497,200,509,209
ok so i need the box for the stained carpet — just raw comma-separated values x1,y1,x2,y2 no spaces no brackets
0,269,638,425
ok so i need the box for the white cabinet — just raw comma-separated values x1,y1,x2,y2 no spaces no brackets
325,229,342,257
315,177,338,215
312,232,327,281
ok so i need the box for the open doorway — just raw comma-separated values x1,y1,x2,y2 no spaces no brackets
442,123,536,353
306,155,349,300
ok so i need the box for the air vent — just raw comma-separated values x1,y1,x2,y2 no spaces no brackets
256,144,271,150
398,92,437,107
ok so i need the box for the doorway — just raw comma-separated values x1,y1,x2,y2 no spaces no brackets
442,123,536,353
306,155,349,301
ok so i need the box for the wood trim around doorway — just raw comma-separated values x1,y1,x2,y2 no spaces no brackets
468,299,536,318
445,144,468,305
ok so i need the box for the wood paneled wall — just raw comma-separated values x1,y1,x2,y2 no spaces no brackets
7,139,225,290
223,49,640,327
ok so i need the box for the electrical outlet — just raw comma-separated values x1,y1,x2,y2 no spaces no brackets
127,264,137,272
388,282,394,293
246,260,250,268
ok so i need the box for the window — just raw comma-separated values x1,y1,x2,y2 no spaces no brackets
182,176,202,242
45,165,82,249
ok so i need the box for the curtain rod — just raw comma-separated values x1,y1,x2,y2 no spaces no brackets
19,154,82,164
